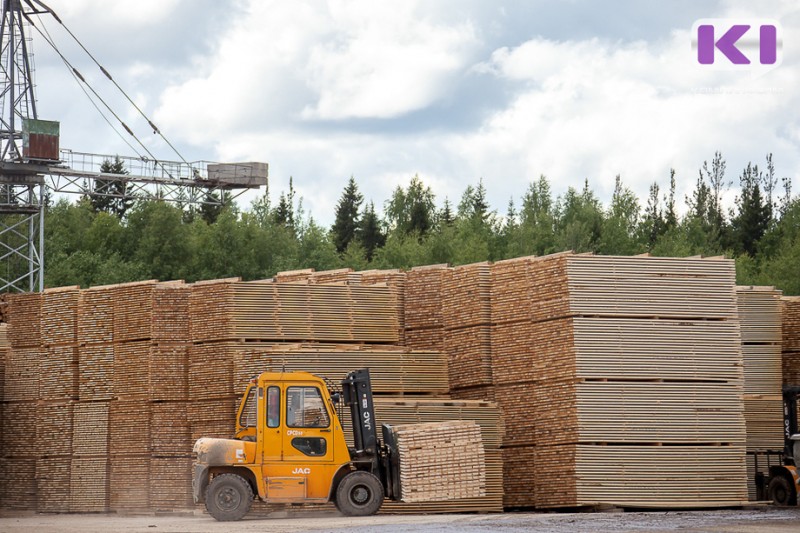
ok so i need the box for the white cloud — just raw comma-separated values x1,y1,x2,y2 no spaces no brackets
301,1,479,119
54,0,181,26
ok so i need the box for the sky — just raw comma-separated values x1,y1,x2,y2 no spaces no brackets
26,0,800,225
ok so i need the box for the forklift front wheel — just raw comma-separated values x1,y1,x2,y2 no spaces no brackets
768,474,796,506
205,473,254,521
335,471,384,516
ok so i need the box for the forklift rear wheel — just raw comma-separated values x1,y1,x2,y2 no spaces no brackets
335,471,384,516
768,474,796,506
205,473,254,521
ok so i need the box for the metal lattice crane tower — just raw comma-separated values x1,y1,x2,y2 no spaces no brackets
0,0,267,293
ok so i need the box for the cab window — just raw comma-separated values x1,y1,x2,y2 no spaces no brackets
286,386,330,428
238,387,257,428
267,386,280,428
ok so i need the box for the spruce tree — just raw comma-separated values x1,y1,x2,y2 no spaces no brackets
331,177,363,253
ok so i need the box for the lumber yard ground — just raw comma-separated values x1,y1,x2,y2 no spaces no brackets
1,507,799,532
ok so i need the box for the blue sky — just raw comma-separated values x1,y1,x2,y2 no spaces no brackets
32,1,800,225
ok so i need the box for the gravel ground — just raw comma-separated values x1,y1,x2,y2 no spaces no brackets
1,507,799,533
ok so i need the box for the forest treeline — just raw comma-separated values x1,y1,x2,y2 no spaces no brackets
34,152,800,295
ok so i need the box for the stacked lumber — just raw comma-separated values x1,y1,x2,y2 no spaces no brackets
405,327,444,352
737,287,784,460
152,282,191,344
109,400,151,455
404,265,448,353
783,297,800,385
151,401,192,455
442,263,493,391
357,397,504,514
490,256,535,324
232,344,448,395
110,455,150,511
391,421,486,502
534,444,747,508
275,268,314,283
149,344,189,401
78,344,114,400
502,446,536,508
70,401,110,512
113,281,159,342
69,456,108,512
41,286,79,346
308,268,357,284
3,346,41,401
36,456,72,512
35,401,74,456
190,280,399,344
113,341,151,400
149,456,193,510
485,253,748,509
359,269,406,342
40,346,78,401
442,262,492,330
1,401,37,456
0,457,37,510
78,285,115,345
5,291,41,348
187,397,239,441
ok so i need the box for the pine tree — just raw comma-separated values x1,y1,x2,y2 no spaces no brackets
331,177,364,253
91,156,133,217
358,201,385,261
732,162,770,256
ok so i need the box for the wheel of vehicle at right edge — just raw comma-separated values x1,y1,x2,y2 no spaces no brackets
335,470,384,516
768,474,796,506
205,473,254,521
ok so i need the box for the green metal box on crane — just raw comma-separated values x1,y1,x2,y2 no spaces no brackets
22,118,60,162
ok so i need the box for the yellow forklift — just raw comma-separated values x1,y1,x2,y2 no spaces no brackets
765,386,800,505
193,369,402,520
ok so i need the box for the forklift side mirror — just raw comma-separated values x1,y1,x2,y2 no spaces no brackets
330,393,341,403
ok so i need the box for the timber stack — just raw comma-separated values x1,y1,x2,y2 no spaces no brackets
783,297,800,385
736,287,784,500
404,265,448,352
5,251,798,514
391,421,486,503
514,254,747,508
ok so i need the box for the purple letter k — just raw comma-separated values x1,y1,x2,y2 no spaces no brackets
698,24,751,64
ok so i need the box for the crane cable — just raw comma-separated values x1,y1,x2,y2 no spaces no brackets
22,13,172,178
36,21,142,159
26,1,192,168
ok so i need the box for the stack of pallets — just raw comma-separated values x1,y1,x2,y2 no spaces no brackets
783,297,800,385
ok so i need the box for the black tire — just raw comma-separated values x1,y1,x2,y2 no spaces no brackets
205,473,254,521
335,471,384,516
769,474,796,506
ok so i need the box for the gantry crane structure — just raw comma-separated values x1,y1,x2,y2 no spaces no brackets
0,0,267,292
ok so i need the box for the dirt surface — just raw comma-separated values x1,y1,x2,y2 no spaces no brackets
1,507,800,533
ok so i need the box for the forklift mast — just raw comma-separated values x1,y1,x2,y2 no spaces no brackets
783,386,800,464
341,368,380,473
